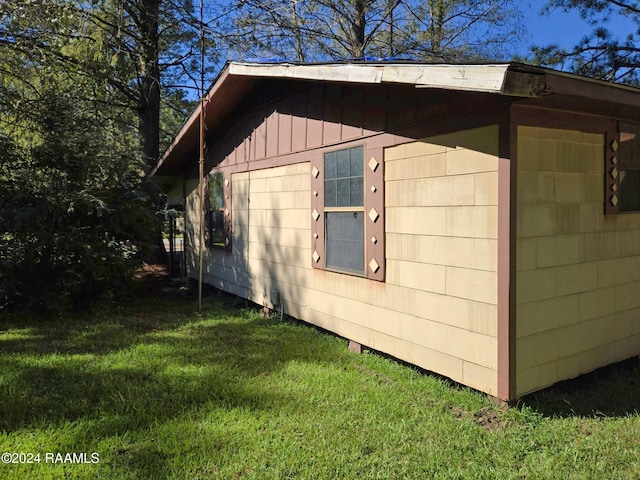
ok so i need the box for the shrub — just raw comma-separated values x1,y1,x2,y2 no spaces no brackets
0,89,159,312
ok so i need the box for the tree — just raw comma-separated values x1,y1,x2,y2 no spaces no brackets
0,0,209,168
402,0,525,61
532,1,640,85
226,0,524,61
0,0,204,311
0,80,159,312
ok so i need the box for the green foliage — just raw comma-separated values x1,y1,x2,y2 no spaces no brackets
0,86,158,312
0,0,207,312
1,0,213,166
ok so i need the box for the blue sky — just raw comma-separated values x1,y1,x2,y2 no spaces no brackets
517,0,638,57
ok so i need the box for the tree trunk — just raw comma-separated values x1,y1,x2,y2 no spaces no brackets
428,0,447,60
387,0,394,57
352,0,367,58
138,0,160,169
291,1,306,62
136,0,166,262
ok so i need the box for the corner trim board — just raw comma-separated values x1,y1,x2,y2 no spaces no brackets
497,120,517,401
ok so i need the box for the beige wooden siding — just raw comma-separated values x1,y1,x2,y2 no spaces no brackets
516,126,640,397
185,125,500,396
386,125,499,394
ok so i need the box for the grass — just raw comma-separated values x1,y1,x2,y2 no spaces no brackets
1,281,639,479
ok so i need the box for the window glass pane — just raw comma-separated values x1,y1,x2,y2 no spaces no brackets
620,170,640,212
208,172,224,210
350,146,363,177
325,152,337,179
336,149,350,178
336,178,350,206
620,123,640,170
325,179,337,208
325,211,364,275
209,211,225,247
350,177,363,206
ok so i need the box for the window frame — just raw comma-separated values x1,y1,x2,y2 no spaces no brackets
323,145,366,275
206,171,232,250
615,122,640,213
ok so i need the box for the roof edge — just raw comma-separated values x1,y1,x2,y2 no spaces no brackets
152,61,640,179
228,61,386,84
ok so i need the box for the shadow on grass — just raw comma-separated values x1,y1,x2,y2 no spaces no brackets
520,357,640,418
0,293,342,437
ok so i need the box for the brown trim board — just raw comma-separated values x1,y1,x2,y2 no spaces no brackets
310,148,326,270
365,144,385,281
604,127,620,216
512,105,617,133
497,121,517,402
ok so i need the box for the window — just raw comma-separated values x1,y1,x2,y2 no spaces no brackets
324,146,365,274
618,122,640,212
310,143,385,281
206,171,231,249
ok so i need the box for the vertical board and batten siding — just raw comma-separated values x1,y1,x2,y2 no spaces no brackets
185,125,501,396
210,83,378,167
516,126,640,397
194,81,504,174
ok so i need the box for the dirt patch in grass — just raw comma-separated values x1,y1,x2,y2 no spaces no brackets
473,407,505,431
131,262,193,299
450,404,507,431
133,262,170,279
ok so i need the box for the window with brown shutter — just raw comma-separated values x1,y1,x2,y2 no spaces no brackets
619,122,640,213
310,143,385,281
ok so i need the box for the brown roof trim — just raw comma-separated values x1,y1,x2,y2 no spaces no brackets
151,69,257,177
544,72,640,108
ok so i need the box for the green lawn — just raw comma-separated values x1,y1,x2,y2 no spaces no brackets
1,286,639,479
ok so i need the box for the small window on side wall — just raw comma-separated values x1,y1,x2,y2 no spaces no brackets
618,122,640,212
324,146,365,275
310,143,385,281
206,171,231,249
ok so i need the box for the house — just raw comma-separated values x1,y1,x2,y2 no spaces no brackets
152,61,640,401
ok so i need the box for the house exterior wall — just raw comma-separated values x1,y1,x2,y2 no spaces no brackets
385,126,500,393
516,125,640,397
184,125,500,396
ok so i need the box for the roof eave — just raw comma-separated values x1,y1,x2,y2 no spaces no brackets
152,62,520,177
151,61,640,179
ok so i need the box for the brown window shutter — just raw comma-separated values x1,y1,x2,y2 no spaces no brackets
605,128,620,215
310,162,325,269
365,146,385,281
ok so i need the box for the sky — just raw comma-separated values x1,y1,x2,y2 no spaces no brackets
516,0,638,58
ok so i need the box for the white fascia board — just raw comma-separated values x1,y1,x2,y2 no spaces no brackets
229,62,512,93
382,64,511,93
229,62,384,84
